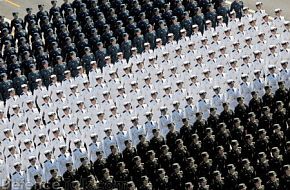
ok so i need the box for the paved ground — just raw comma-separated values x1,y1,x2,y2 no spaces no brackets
0,0,66,20
0,0,289,21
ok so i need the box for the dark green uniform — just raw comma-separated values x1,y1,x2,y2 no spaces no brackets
120,40,132,61
192,14,205,33
27,70,41,91
53,63,67,82
156,27,168,45
107,44,120,64
169,23,181,40
12,75,27,95
67,58,80,77
144,31,156,49
181,18,193,36
0,79,13,102
95,48,107,69
40,67,53,88
81,53,96,75
133,35,145,54
216,5,230,24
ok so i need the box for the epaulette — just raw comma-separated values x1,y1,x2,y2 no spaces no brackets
213,95,217,98
130,126,134,129
267,74,270,76
109,115,113,118
52,138,56,141
174,56,178,58
68,131,72,134
25,109,29,112
257,41,261,43
198,99,202,102
123,111,126,113
117,95,120,98
62,115,65,118
223,37,226,39
268,54,271,56
28,165,32,169
81,89,85,91
90,105,93,108
172,110,176,112
202,78,206,81
243,45,247,48
76,110,79,112
103,137,106,139
283,29,287,32
185,105,189,108
117,131,121,135
44,160,48,163
237,31,240,34
122,74,126,77
226,89,230,92
130,90,133,93
17,132,21,135
163,95,166,97
102,100,105,103
274,17,278,20
42,103,45,106
232,50,235,52
159,116,162,118
47,121,51,124
73,149,77,152
162,60,165,63
96,121,99,123
229,68,232,71
143,85,146,88
69,94,72,96
55,99,59,102
37,143,41,146
240,83,243,86
12,172,17,175
7,155,11,158
241,64,245,66
136,105,140,108
58,154,61,157
89,143,93,146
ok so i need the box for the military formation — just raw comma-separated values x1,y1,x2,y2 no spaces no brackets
0,0,290,189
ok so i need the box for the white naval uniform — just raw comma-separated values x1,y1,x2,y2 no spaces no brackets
144,120,158,140
225,87,240,110
26,164,42,185
195,98,211,119
11,170,25,190
42,159,58,182
184,104,196,126
171,109,184,131
159,114,172,137
72,147,87,169
129,125,145,147
239,81,253,105
101,135,117,158
211,93,225,114
56,152,72,176
88,141,101,163
265,73,279,92
115,130,130,152
0,159,9,187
